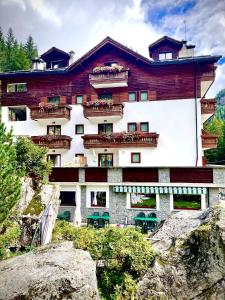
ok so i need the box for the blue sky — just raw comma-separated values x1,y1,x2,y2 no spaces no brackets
0,0,224,96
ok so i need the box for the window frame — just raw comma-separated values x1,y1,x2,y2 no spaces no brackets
127,122,137,132
75,153,84,157
140,122,149,132
98,123,113,134
47,125,61,135
131,152,141,163
128,91,137,102
47,154,61,167
98,153,114,167
47,96,60,104
140,90,148,102
90,191,107,207
7,83,27,93
159,52,173,60
75,124,84,134
130,193,157,209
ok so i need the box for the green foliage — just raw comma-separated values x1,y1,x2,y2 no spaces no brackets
15,136,52,185
0,219,21,260
23,194,44,216
0,27,38,72
53,222,155,299
0,124,22,224
216,89,225,106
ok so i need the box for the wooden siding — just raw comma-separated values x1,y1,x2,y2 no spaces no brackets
123,168,158,182
170,168,213,183
85,168,108,182
1,45,216,107
49,167,79,182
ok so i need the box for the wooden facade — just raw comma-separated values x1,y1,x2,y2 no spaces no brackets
31,135,72,149
30,104,71,120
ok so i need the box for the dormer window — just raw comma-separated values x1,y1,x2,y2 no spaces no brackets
159,52,172,60
7,83,27,93
104,62,118,67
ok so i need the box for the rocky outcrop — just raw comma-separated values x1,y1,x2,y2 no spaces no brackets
0,242,99,300
137,203,225,300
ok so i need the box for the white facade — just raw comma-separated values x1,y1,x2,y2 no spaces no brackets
1,98,203,167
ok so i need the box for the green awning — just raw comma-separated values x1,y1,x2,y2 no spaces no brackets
113,186,207,195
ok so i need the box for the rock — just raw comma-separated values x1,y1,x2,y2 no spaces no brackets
17,177,35,213
137,203,225,300
0,242,99,300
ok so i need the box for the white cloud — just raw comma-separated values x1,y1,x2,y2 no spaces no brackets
207,64,225,98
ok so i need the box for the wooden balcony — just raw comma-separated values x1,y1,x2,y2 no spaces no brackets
31,135,72,149
83,103,123,121
30,105,71,121
82,132,159,149
201,130,218,150
89,70,128,89
201,99,216,114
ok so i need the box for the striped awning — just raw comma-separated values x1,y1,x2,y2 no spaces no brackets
113,186,207,195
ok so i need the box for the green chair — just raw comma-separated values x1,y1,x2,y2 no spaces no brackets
102,212,110,227
57,210,71,221
135,212,145,228
147,213,157,232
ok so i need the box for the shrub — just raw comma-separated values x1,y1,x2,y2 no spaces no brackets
53,222,155,299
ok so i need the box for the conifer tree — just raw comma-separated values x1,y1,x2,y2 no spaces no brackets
25,35,38,67
0,124,22,224
0,27,5,72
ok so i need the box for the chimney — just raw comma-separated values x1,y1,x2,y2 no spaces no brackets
68,50,76,65
178,41,195,58
32,57,46,70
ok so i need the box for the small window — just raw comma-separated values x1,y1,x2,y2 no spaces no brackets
104,62,118,67
140,91,148,101
99,154,113,167
90,191,106,207
98,123,113,134
140,122,149,132
173,194,201,210
7,83,27,93
76,95,83,104
128,92,136,102
47,125,61,135
131,152,141,163
159,52,172,60
8,107,27,121
131,193,156,209
75,124,84,134
128,123,137,132
60,191,76,206
75,153,84,157
48,96,60,104
99,94,112,100
47,154,61,167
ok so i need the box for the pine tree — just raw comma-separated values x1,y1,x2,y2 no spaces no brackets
25,35,38,67
14,43,30,70
0,124,22,224
0,27,5,72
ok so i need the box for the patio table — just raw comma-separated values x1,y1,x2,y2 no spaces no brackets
87,215,110,227
133,217,159,221
87,215,110,220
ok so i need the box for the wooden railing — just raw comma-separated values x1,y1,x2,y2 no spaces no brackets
82,132,159,148
89,70,129,88
201,130,218,149
83,103,123,118
30,105,71,120
31,135,72,149
201,99,216,114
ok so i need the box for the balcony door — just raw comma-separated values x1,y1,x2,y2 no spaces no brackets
98,123,113,134
99,153,113,167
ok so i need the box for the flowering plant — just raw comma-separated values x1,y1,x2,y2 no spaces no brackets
92,64,124,74
38,102,59,112
84,99,113,108
100,131,144,142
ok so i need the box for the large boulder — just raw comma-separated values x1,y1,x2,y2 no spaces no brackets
137,203,225,300
0,242,99,300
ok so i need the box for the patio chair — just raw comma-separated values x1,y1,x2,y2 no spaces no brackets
147,213,157,232
135,212,145,228
57,211,71,221
102,212,110,227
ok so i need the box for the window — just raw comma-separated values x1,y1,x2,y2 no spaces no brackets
128,123,137,132
98,123,113,134
8,107,27,121
60,191,76,206
90,191,106,207
99,154,113,167
47,125,61,135
128,92,136,102
75,124,84,134
140,91,148,101
131,152,141,163
140,122,149,132
76,95,83,104
173,194,201,210
47,154,61,167
48,96,60,104
99,93,112,100
159,52,172,60
104,62,118,67
7,83,27,93
130,193,156,209
75,153,84,157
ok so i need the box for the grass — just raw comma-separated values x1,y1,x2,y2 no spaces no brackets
174,199,201,210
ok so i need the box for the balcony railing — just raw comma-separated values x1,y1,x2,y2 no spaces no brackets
201,99,216,115
30,105,71,120
82,132,159,149
89,70,129,88
83,103,124,119
201,130,218,149
31,135,72,149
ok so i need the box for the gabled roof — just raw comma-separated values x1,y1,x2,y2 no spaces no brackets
67,36,152,71
149,36,183,51
40,47,70,59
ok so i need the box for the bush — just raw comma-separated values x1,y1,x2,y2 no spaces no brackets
53,222,155,299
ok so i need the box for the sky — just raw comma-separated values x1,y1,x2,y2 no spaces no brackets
0,0,225,97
